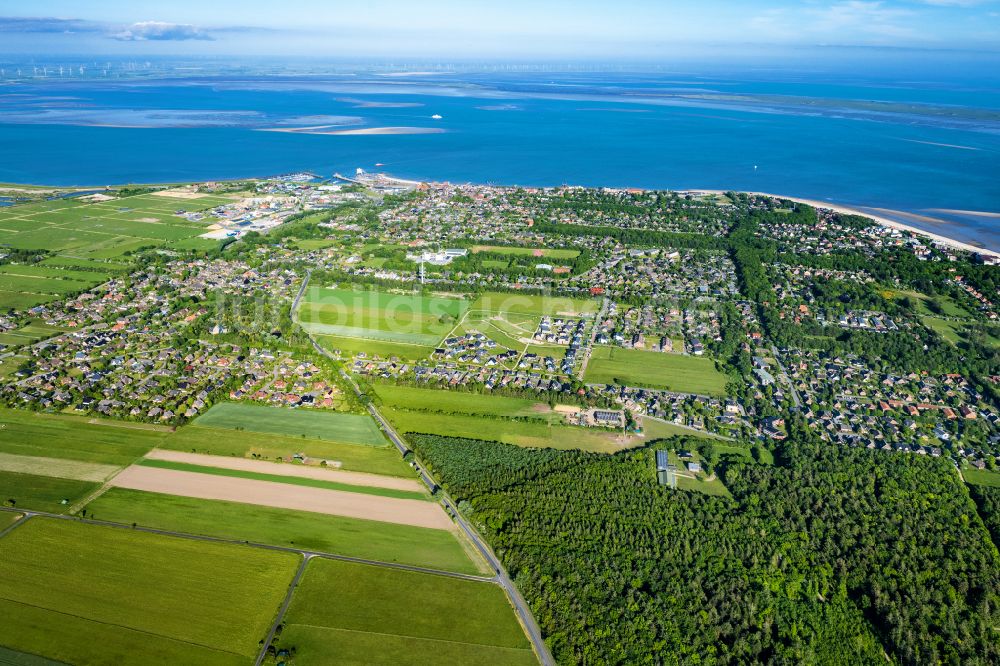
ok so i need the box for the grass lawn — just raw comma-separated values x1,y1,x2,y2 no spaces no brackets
584,346,729,396
471,291,598,317
299,286,466,344
376,385,548,418
0,408,166,465
640,416,725,441
194,403,386,446
662,450,732,497
0,471,99,513
922,316,965,345
276,558,535,666
86,488,483,574
964,467,1000,488
314,333,437,360
137,459,427,501
0,517,297,666
164,425,410,477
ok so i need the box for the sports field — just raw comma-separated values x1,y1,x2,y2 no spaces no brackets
193,403,386,446
0,518,297,666
86,488,484,574
299,286,467,346
584,346,729,395
275,558,536,666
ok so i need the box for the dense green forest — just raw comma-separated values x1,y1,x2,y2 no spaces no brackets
411,433,1000,665
970,485,1000,550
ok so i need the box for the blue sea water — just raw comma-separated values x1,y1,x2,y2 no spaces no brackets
1,67,999,249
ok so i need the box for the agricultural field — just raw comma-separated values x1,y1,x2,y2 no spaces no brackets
0,192,233,310
108,463,451,530
0,408,167,465
163,424,410,477
375,384,550,418
86,488,484,574
584,346,730,396
0,518,297,666
193,403,386,446
274,558,536,666
299,286,467,346
136,458,427,501
0,193,230,256
471,291,599,317
0,470,99,513
470,245,580,260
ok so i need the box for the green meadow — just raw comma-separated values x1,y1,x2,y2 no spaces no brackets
313,332,437,360
584,346,729,396
193,403,387,446
164,424,410,477
471,291,599,317
0,471,99,513
299,286,467,346
0,518,297,666
0,408,167,465
276,558,535,666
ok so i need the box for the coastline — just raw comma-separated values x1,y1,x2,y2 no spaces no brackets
1,176,995,257
685,189,1000,258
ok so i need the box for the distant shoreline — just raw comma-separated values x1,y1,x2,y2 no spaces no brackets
2,178,996,257
685,189,1000,258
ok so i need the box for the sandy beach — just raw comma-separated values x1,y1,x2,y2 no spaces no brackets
259,126,445,136
686,189,1000,258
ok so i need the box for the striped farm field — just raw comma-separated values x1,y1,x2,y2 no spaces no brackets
86,488,484,574
0,518,297,666
274,558,536,666
193,403,387,446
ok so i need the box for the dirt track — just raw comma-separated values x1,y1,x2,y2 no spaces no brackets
110,465,453,530
146,449,422,492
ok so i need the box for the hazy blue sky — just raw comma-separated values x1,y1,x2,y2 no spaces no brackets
1,0,998,58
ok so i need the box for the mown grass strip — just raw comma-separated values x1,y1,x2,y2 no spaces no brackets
137,459,428,501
